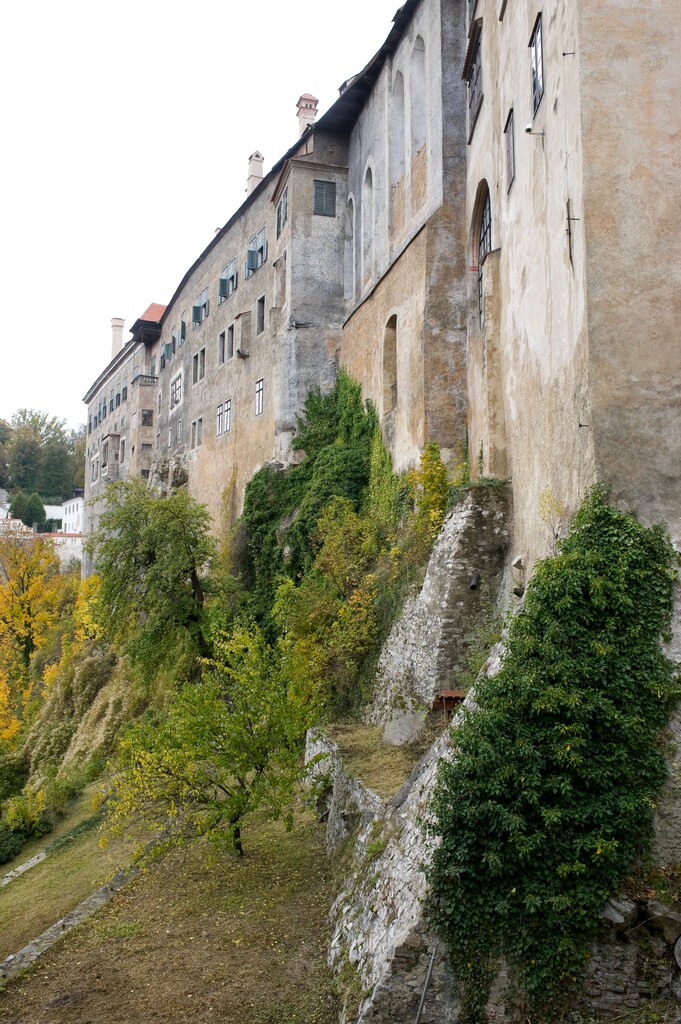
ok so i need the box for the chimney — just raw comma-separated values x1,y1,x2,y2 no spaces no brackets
247,151,264,194
111,317,125,358
296,94,319,136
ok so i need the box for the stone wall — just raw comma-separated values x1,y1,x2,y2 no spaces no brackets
305,728,459,1024
370,486,509,727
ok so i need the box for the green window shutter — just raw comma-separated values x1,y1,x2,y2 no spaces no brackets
192,305,202,325
219,278,229,299
314,180,336,216
247,249,258,271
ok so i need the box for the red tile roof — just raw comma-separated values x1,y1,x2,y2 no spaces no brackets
140,303,166,323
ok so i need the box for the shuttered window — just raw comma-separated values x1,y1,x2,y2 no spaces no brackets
313,180,336,217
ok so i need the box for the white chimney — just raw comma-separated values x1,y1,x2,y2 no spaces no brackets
296,94,319,136
247,151,264,194
111,317,125,358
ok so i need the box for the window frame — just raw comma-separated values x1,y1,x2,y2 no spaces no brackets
504,108,515,192
255,379,264,417
171,374,182,407
216,403,223,437
530,13,544,115
192,288,209,327
219,258,238,302
478,190,492,329
225,398,232,433
466,23,484,141
313,179,337,217
276,187,288,238
256,295,265,335
245,228,267,278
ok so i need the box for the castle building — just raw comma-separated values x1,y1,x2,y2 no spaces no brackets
82,0,680,577
464,0,681,565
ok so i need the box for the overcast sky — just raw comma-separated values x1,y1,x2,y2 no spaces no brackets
0,0,400,430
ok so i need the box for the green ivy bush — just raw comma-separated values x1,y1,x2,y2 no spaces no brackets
427,487,679,1022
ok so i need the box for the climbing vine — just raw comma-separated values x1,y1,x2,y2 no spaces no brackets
427,487,679,1022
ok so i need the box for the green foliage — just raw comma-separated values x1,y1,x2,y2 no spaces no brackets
427,487,679,1022
91,481,216,676
5,410,83,501
0,821,25,864
242,371,378,626
25,492,46,527
8,491,28,524
105,621,320,858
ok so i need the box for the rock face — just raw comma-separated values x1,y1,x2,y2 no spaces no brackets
370,486,510,727
313,494,681,1023
306,729,459,1024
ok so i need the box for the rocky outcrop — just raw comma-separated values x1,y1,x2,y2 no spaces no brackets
370,486,509,727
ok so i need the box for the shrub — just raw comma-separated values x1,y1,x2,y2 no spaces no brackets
427,487,680,1022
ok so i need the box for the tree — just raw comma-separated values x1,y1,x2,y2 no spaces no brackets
0,526,64,738
5,410,78,500
25,493,46,529
8,491,28,524
91,481,216,673
105,622,319,856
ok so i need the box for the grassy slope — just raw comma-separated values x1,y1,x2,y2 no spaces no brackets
0,806,339,1024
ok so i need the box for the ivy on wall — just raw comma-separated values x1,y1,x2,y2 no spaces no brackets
427,487,679,1022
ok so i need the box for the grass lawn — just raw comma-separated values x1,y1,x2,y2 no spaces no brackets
0,806,339,1024
327,721,435,798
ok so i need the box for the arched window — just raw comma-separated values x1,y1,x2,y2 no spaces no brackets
362,166,374,289
383,315,398,411
477,190,491,328
345,196,355,301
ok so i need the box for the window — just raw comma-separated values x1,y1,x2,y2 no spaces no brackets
225,399,231,433
227,324,234,359
177,419,182,443
219,258,238,301
504,109,515,191
313,180,336,217
191,421,196,448
466,24,483,138
530,14,544,114
115,392,121,407
141,442,153,452
192,348,206,384
171,375,182,407
122,386,128,401
218,331,225,365
102,442,108,467
256,296,265,335
179,315,186,346
276,187,288,237
478,189,492,328
192,288,209,327
141,469,150,479
142,409,153,427
245,228,267,277
109,397,114,413
216,403,223,437
168,428,172,449
120,439,125,463
255,379,264,417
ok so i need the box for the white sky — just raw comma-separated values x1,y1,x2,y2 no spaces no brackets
0,0,400,430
